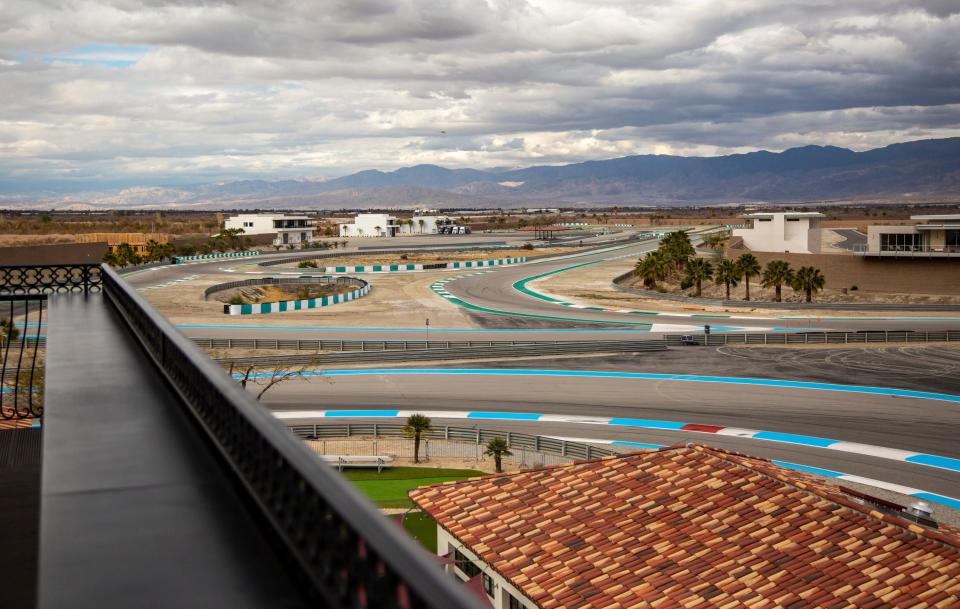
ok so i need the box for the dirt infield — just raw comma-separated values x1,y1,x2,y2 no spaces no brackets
143,269,477,327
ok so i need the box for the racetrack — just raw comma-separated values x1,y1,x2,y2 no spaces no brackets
118,230,960,511
259,367,960,500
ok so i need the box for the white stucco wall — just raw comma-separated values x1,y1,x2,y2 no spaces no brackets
339,213,398,237
732,214,820,253
225,214,314,246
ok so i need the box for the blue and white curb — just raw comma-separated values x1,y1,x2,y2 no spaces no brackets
269,408,960,509
224,283,371,315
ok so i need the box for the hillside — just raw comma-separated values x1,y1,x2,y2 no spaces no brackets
4,138,959,209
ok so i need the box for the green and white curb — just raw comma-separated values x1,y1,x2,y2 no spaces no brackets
175,251,261,264
429,272,654,327
224,282,371,315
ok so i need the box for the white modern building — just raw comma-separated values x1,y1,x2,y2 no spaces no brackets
732,211,824,253
338,213,400,237
223,214,314,247
863,213,960,256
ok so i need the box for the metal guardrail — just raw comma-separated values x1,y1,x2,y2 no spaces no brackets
663,330,960,346
288,423,620,462
196,337,563,350
213,340,668,367
99,265,484,609
1,294,46,420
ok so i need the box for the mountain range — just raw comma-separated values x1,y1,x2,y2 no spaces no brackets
6,137,960,210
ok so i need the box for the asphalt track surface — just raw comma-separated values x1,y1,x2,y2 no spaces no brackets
261,368,960,498
437,238,960,331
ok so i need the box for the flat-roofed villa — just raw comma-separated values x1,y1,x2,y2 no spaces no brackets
863,214,960,257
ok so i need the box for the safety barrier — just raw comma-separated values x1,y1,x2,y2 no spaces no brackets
174,251,260,264
213,339,667,366
221,277,370,315
288,423,620,463
663,330,960,346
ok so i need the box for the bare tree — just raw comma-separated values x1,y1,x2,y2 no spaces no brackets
228,361,313,401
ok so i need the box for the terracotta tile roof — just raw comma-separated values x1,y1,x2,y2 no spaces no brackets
409,445,960,609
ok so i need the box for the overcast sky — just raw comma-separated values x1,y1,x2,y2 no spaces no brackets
2,0,959,191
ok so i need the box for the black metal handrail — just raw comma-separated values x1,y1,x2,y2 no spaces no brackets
1,294,47,420
0,264,101,295
99,265,483,609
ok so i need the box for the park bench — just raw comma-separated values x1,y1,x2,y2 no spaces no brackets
319,455,395,473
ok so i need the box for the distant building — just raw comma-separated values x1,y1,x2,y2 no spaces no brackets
338,213,400,237
732,211,824,253
863,214,960,257
224,214,313,247
75,232,169,255
410,445,960,609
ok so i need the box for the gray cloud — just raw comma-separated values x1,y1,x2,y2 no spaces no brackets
1,0,959,190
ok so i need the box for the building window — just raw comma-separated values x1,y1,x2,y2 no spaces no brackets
507,592,525,609
482,573,494,597
757,218,772,222
786,218,800,222
880,232,924,251
946,230,959,249
453,548,481,580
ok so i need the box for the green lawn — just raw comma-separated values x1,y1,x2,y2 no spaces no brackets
390,511,438,553
342,467,484,509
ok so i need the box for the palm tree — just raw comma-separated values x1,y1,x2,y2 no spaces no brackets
634,251,667,289
792,266,826,303
736,253,761,301
702,231,728,259
761,260,794,302
417,218,426,234
402,413,432,464
684,257,713,297
660,231,694,275
714,259,741,300
484,437,513,473
373,225,382,237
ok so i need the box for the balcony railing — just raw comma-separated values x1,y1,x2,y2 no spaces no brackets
853,244,960,256
2,263,484,609
1,295,45,422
